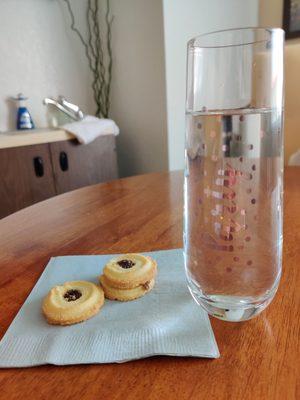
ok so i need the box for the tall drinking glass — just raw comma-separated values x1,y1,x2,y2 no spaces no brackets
184,28,284,322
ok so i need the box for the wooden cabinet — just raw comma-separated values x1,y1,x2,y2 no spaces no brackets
0,135,118,219
0,143,56,217
50,136,118,194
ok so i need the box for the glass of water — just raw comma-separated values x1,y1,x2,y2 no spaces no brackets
184,28,284,322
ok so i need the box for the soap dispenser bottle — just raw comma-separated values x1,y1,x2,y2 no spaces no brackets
12,93,35,130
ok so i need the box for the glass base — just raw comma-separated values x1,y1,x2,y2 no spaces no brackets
187,280,279,322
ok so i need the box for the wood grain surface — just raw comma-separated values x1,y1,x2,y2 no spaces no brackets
0,169,299,400
0,143,56,218
49,135,118,194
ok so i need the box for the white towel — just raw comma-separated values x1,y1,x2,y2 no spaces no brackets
62,116,119,145
288,149,300,166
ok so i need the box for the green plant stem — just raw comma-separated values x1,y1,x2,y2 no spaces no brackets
62,0,113,118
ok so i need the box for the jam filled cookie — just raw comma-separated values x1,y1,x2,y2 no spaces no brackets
42,280,104,325
99,274,155,301
102,253,157,289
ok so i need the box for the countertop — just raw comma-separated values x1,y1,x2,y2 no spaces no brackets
0,128,75,149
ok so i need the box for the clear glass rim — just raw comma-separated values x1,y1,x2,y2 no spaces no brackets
188,27,285,49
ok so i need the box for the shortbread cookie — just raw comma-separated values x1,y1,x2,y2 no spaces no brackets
102,254,157,289
99,275,155,301
42,280,104,325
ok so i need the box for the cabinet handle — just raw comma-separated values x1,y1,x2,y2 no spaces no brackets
33,157,44,177
59,151,69,171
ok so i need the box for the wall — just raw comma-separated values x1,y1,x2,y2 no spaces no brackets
259,0,283,28
108,0,168,177
0,0,94,132
163,0,259,171
259,0,283,27
0,1,262,176
259,0,300,164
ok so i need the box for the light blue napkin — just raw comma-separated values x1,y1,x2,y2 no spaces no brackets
0,249,219,367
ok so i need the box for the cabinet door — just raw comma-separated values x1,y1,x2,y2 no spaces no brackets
49,135,118,194
0,143,56,218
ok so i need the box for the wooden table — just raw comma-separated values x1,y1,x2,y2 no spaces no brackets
0,168,299,400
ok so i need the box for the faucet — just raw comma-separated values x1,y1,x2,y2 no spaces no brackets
43,96,84,121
